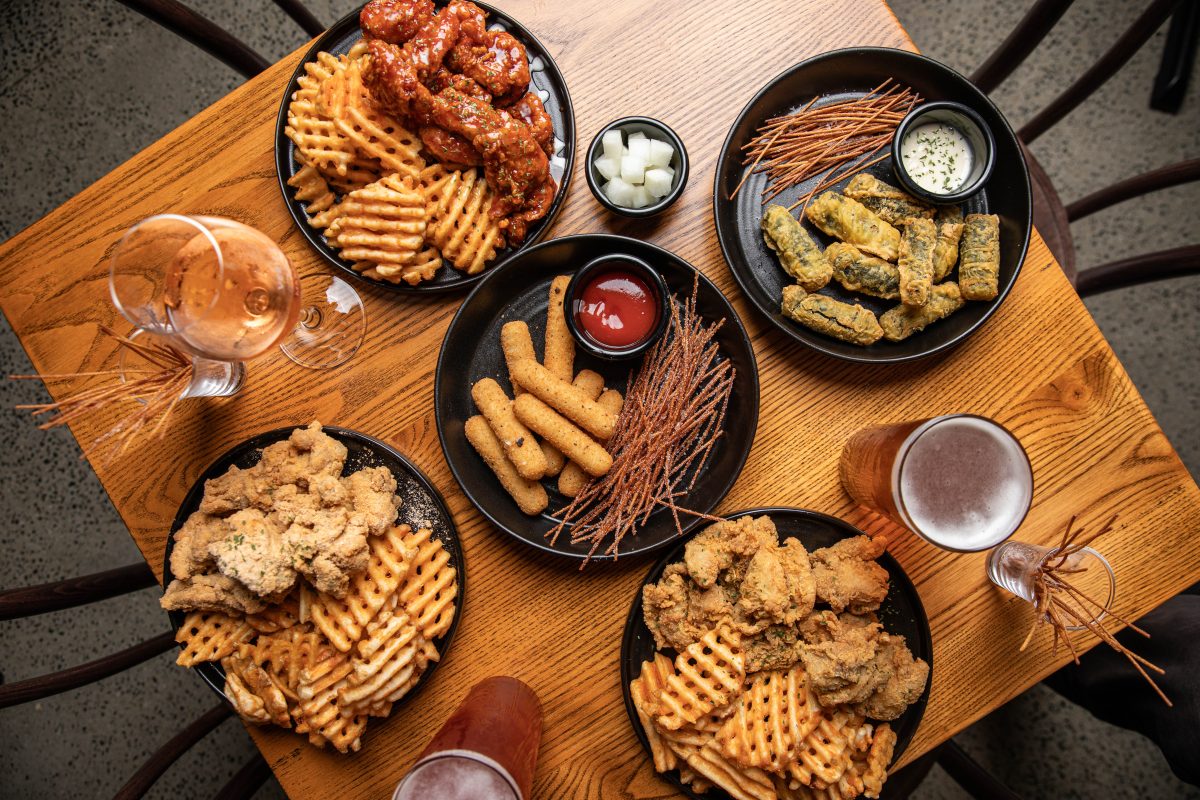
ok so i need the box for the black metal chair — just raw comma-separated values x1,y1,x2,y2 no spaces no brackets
0,565,273,799
972,0,1199,296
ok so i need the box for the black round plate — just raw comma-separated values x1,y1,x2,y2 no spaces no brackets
435,234,760,562
163,425,465,707
621,508,933,799
274,2,575,294
714,47,1032,363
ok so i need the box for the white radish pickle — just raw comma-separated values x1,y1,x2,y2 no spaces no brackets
594,157,620,181
620,154,647,184
592,125,680,209
603,177,636,207
601,129,624,161
647,139,674,167
627,134,651,161
643,167,674,198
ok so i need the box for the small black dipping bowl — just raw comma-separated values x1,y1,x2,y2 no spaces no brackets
892,101,996,204
564,254,669,360
585,116,689,218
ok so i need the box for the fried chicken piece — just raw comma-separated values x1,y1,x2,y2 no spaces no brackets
507,92,554,156
363,39,435,126
345,465,402,535
281,506,371,598
360,0,435,44
738,547,789,622
446,28,530,107
160,574,267,616
811,535,890,614
256,422,348,491
198,465,259,515
208,509,296,597
799,616,885,706
683,515,779,588
778,537,816,623
169,511,227,579
852,633,930,721
743,624,806,673
430,87,550,224
419,125,482,165
642,564,710,652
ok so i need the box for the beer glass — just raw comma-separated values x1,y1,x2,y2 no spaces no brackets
838,414,1033,551
393,676,543,800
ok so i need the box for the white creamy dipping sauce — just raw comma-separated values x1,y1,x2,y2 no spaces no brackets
900,122,973,194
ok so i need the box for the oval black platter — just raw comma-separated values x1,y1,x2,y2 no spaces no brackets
621,507,933,800
163,425,465,708
714,47,1032,363
435,234,760,562
275,1,575,294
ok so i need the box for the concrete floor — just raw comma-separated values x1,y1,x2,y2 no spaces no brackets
0,1,1196,798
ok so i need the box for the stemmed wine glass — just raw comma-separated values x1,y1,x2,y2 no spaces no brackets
108,215,366,393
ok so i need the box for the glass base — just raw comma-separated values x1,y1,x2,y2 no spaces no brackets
279,275,366,369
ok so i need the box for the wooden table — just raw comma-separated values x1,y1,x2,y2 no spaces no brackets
3,0,1198,797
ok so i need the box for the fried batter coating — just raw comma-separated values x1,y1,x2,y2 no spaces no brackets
879,281,965,342
827,242,901,300
207,509,295,598
852,633,930,721
781,285,884,346
683,515,778,589
810,536,890,614
844,173,935,226
169,511,225,579
762,204,833,291
160,574,267,616
800,616,884,706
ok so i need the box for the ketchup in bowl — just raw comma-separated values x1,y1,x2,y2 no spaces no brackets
565,255,667,359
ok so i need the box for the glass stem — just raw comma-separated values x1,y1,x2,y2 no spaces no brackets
180,356,245,399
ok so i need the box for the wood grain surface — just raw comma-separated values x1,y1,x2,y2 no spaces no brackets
2,1,1198,798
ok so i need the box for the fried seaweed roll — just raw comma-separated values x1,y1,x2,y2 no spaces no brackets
959,213,1000,300
805,192,901,262
826,242,901,300
781,285,883,346
932,206,964,282
898,217,937,307
879,282,966,341
844,173,936,226
761,204,833,291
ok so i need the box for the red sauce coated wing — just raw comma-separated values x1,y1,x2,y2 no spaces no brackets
419,126,482,166
447,30,530,107
359,0,435,44
508,92,554,156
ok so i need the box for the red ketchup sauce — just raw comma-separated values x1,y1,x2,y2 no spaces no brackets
574,270,659,349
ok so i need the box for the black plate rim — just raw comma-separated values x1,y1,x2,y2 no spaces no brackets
434,232,761,561
162,425,466,707
712,46,1032,364
273,1,576,295
619,506,933,799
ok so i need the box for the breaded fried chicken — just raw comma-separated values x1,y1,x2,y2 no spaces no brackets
811,535,890,613
160,574,267,616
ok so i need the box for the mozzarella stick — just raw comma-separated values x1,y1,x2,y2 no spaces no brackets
544,370,605,477
513,394,612,477
511,358,617,440
472,379,547,480
544,275,574,382
500,321,536,396
464,416,548,515
559,388,624,497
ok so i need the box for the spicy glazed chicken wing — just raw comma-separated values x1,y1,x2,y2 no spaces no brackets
359,0,435,44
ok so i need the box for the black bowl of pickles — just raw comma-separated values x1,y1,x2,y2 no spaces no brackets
713,47,1031,364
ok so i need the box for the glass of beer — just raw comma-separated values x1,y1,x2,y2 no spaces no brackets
838,414,1033,551
393,676,543,800
109,214,365,369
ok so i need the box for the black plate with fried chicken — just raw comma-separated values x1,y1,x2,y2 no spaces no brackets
275,0,574,293
621,508,931,800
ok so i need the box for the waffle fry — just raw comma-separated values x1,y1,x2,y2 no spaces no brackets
244,591,300,633
339,601,428,711
326,174,428,271
668,739,776,800
223,652,291,727
333,59,424,179
295,653,369,753
717,667,800,772
861,724,896,799
678,766,714,794
786,708,861,789
359,245,442,286
421,164,506,275
175,610,255,667
286,165,337,224
307,524,415,652
285,53,362,178
656,626,746,731
235,625,333,702
397,526,458,640
631,655,678,773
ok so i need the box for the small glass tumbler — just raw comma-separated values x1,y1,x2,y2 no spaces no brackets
838,414,1033,552
393,676,543,800
986,541,1116,630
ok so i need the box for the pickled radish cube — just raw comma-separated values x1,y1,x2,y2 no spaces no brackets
604,177,636,207
620,154,647,184
602,129,625,161
648,139,675,167
630,186,654,209
594,156,620,181
627,135,651,161
644,167,674,198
